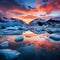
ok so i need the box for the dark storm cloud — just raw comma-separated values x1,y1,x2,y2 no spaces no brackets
0,0,33,10
0,0,16,11
0,0,19,9
0,0,59,11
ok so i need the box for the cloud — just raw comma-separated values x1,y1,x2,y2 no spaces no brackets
49,11,60,17
0,0,60,21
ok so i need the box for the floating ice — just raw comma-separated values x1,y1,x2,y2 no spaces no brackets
49,34,60,41
0,17,28,35
0,41,9,48
15,36,24,42
0,49,20,60
29,26,45,34
6,26,18,30
45,28,60,34
18,26,28,31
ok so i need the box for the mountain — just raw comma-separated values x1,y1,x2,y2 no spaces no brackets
47,17,60,23
0,16,28,35
0,16,27,27
52,17,60,22
0,16,23,22
29,18,47,26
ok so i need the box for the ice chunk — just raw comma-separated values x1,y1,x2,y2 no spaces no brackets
15,36,24,42
6,26,18,30
0,41,9,48
49,34,60,41
0,49,20,60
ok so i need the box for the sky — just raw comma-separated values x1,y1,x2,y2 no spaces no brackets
0,0,60,23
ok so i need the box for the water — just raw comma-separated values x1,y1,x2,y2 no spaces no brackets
0,20,60,60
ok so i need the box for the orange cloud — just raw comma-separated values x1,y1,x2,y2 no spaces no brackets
1,0,59,24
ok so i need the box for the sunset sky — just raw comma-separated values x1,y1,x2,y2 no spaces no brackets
0,0,60,23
